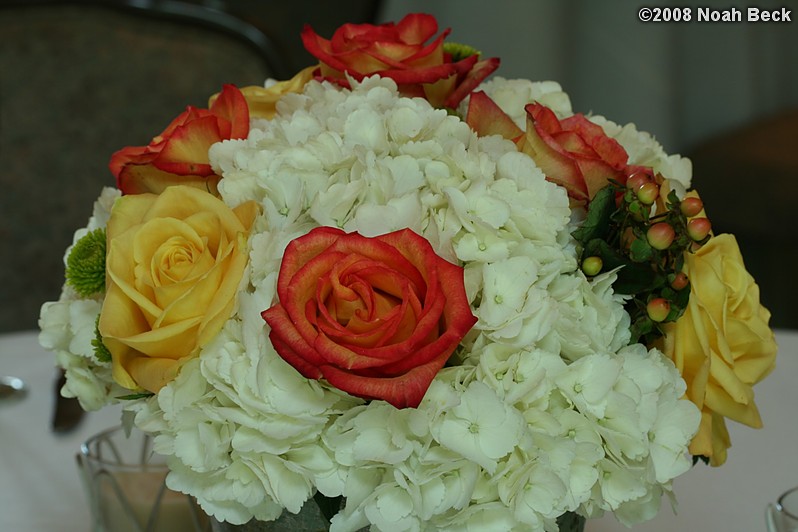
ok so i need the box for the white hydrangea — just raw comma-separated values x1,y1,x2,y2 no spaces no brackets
38,187,123,410
46,75,701,531
465,76,574,127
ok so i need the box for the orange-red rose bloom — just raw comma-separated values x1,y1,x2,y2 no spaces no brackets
521,103,630,204
262,227,477,409
301,13,499,108
110,84,249,195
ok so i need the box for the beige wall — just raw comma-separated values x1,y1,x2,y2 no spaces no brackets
379,0,798,153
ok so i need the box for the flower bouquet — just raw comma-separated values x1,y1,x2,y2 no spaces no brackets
40,13,777,532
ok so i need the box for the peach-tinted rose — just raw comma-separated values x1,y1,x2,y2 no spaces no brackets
110,85,249,195
261,227,477,409
659,234,777,465
99,185,257,392
301,13,499,108
520,103,630,204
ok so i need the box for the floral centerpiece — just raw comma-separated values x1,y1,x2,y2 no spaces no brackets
40,13,777,531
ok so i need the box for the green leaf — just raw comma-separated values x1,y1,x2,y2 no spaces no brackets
614,266,658,295
116,392,154,401
583,239,656,295
572,185,616,244
666,189,680,208
92,314,112,363
583,238,626,270
629,316,654,344
629,237,654,262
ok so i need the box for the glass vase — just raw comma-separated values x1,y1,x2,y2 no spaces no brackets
77,426,210,532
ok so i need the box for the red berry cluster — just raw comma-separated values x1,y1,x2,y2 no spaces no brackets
573,173,711,344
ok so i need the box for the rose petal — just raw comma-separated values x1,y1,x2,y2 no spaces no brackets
154,115,223,176
466,91,523,141
209,84,250,139
321,356,447,409
395,13,439,45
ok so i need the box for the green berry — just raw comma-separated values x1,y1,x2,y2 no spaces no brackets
582,256,603,276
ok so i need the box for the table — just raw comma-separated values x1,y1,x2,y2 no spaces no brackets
0,330,122,532
1,329,796,531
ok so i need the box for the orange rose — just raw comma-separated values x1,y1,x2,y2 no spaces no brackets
659,234,777,465
520,103,630,204
301,13,499,108
99,186,257,392
261,227,477,408
465,97,633,204
110,84,249,195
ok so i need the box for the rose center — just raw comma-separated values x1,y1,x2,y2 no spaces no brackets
314,258,423,347
325,270,401,328
151,235,212,286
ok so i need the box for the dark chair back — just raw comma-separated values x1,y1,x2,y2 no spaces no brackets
0,0,281,331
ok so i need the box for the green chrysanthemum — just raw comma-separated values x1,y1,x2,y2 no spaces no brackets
65,228,106,297
444,42,481,62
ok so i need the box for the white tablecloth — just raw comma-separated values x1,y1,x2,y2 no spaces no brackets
0,330,122,532
1,329,796,531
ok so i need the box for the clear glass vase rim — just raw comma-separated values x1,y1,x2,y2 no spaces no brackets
79,425,168,471
775,486,798,521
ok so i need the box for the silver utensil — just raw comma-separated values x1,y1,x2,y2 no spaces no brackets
0,375,27,402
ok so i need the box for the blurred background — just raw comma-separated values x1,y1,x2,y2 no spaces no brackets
1,0,796,333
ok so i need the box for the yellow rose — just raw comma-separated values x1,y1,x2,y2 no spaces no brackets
99,186,257,392
210,66,315,120
660,233,777,465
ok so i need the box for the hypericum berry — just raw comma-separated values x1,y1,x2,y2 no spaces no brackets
582,256,603,276
670,271,689,291
687,217,712,241
626,173,650,191
646,222,675,250
637,182,659,205
680,197,704,217
647,298,671,322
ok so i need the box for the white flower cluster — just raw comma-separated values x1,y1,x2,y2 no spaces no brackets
465,76,574,126
42,76,700,531
38,187,126,410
